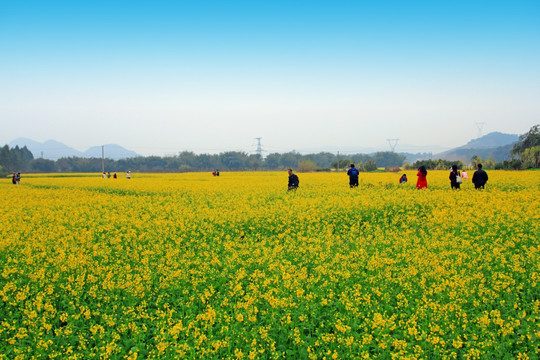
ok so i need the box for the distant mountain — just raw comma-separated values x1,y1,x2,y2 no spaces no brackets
84,144,139,160
436,144,515,163
10,138,83,160
435,132,518,163
8,138,139,160
458,132,518,149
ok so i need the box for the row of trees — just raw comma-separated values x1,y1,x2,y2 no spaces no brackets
405,159,465,171
0,149,406,174
406,156,499,171
2,125,538,174
508,125,540,169
0,145,34,174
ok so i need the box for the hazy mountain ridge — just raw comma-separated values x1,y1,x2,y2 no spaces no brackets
8,131,518,163
434,132,518,162
435,144,515,163
9,138,139,160
457,132,518,149
83,144,139,160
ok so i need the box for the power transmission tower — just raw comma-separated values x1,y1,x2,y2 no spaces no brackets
475,122,485,138
387,138,399,152
254,137,263,158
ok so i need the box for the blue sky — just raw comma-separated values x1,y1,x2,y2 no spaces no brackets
1,0,539,155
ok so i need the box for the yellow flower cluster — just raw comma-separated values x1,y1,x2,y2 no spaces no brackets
0,170,538,359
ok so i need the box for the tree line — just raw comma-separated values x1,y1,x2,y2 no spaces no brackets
0,147,406,174
2,125,538,174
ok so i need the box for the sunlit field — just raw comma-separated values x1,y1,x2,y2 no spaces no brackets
1,171,538,359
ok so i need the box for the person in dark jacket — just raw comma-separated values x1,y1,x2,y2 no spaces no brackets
347,164,360,188
449,164,461,189
287,169,299,191
472,164,488,189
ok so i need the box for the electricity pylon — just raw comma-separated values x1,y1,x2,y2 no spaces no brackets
254,137,263,158
476,122,485,138
387,138,399,152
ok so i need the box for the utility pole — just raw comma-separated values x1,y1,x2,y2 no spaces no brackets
101,145,105,173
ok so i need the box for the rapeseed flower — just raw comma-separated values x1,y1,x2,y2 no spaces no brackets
0,171,538,358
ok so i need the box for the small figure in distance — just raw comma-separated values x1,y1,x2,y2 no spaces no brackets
216,169,220,176
347,164,360,188
113,172,117,179
126,171,131,179
12,172,20,185
461,170,468,181
416,166,428,189
472,163,488,189
107,172,111,179
399,174,408,184
212,170,216,176
102,172,107,179
449,164,462,190
287,168,299,191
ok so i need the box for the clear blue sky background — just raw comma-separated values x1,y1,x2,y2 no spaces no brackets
1,0,539,155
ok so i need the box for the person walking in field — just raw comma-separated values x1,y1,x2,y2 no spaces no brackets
287,168,299,191
472,164,488,189
347,164,360,188
416,166,428,189
449,165,462,189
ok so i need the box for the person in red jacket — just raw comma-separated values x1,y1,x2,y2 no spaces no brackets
416,166,428,189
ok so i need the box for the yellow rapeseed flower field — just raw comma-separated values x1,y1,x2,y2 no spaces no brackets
1,171,538,359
